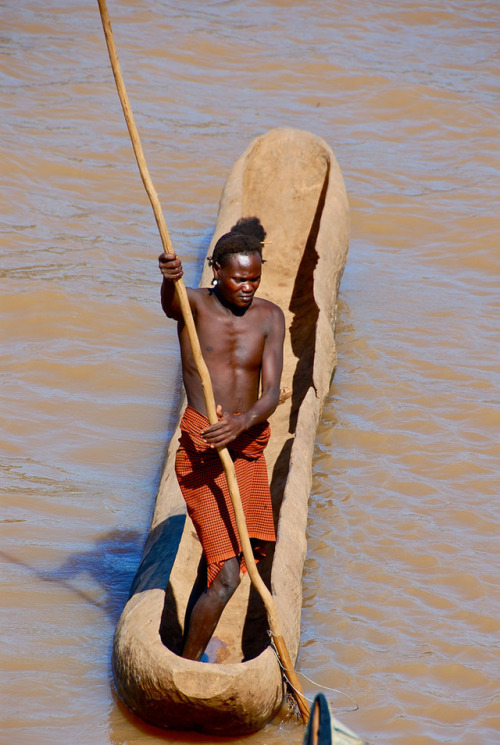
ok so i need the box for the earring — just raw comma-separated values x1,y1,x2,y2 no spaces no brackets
211,278,218,286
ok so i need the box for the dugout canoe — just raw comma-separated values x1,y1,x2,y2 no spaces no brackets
112,127,350,734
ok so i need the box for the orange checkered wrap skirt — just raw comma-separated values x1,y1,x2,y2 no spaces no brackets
175,405,276,586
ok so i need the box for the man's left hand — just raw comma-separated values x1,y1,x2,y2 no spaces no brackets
201,406,247,449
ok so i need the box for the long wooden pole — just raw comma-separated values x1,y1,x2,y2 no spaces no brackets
96,0,309,723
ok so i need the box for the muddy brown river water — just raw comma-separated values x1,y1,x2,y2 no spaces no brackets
1,2,499,744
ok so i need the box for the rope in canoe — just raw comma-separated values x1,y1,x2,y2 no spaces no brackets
269,633,359,715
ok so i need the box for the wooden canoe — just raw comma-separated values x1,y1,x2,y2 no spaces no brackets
112,127,350,735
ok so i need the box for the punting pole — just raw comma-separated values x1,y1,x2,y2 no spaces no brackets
96,0,309,724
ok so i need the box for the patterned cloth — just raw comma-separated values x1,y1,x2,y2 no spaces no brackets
175,405,276,586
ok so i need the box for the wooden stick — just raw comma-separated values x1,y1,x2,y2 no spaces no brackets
96,0,309,724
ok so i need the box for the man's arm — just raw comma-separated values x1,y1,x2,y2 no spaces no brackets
159,252,185,320
201,304,285,448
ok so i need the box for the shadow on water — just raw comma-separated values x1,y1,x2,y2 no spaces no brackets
0,528,145,625
129,514,186,597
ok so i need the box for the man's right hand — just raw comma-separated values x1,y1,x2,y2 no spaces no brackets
159,253,183,282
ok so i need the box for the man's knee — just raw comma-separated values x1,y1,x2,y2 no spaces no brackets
212,559,240,604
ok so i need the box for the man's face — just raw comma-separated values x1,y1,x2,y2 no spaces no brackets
215,252,262,309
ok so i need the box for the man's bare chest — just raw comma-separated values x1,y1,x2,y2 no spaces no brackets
196,311,265,370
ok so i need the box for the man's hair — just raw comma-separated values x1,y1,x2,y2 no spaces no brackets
208,217,267,268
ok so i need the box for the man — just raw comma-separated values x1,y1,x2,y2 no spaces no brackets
158,218,285,661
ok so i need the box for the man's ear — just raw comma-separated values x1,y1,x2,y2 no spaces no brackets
212,261,222,281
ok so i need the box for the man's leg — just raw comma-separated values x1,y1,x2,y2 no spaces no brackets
184,553,208,632
182,556,241,661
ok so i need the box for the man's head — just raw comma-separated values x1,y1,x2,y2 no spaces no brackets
208,217,267,310
212,251,262,311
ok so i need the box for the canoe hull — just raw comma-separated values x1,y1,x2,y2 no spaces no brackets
112,127,349,734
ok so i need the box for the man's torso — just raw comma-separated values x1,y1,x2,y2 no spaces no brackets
178,288,273,415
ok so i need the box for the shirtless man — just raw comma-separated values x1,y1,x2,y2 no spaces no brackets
158,218,285,661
